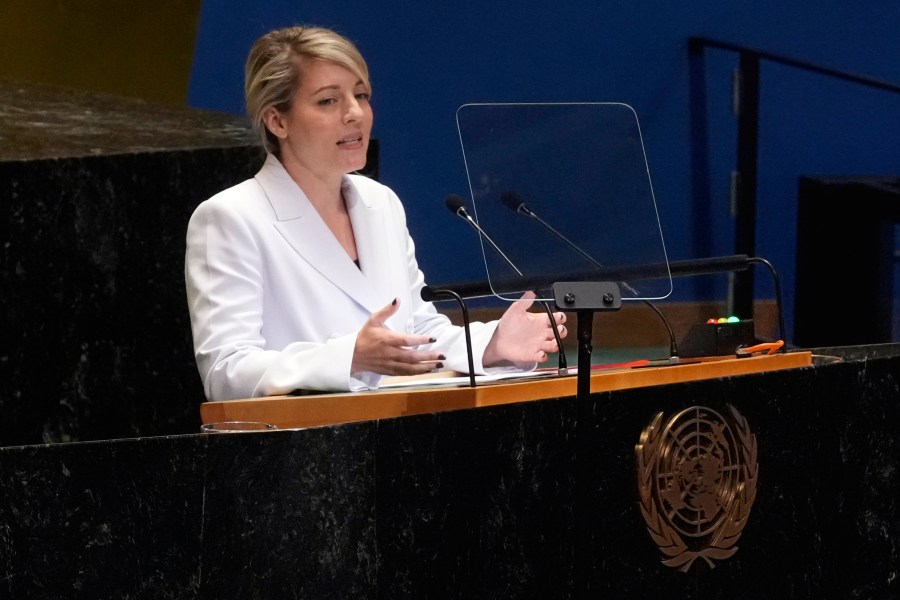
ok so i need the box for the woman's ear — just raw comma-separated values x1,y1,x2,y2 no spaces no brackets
262,106,289,140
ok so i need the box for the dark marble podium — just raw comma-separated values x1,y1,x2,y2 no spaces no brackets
1,344,898,599
1,80,897,599
0,78,265,446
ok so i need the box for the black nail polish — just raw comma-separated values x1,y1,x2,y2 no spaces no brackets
438,354,446,360
391,298,397,306
429,337,437,343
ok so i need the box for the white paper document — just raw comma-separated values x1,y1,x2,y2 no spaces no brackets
378,368,556,389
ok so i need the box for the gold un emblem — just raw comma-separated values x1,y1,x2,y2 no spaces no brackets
635,405,758,572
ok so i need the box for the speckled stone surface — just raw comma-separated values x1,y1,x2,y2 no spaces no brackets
0,77,256,160
0,348,897,599
0,78,265,446
0,435,206,598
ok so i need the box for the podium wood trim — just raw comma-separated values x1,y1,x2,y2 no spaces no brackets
200,352,812,430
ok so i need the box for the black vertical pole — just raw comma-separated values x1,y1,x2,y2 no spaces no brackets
687,38,714,264
576,310,593,405
732,54,760,319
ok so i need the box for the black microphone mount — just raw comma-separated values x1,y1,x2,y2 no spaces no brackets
422,252,775,406
422,255,755,302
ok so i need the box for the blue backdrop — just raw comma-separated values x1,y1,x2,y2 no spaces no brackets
187,1,900,341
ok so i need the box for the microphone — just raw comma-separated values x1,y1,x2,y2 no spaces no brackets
500,190,679,361
446,195,523,276
500,191,641,295
444,194,569,374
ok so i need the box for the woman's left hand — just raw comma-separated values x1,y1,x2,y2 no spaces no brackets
482,291,567,366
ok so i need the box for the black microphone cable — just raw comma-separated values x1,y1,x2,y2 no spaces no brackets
500,191,679,361
445,194,569,375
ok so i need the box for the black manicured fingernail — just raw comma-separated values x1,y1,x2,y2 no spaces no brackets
436,363,444,369
429,337,437,343
438,354,446,360
391,298,397,306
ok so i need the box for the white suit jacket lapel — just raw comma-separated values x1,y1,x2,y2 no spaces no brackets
256,155,384,314
343,177,395,308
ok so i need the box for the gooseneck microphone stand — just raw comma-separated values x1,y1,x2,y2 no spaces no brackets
425,288,476,388
500,191,679,361
445,195,569,376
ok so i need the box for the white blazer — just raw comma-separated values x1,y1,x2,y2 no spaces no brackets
185,154,503,401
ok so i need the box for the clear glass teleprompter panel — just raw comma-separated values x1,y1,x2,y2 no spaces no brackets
455,102,671,303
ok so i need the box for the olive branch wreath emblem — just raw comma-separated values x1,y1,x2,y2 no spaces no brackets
635,404,758,572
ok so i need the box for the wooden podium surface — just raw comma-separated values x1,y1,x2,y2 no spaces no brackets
201,351,812,430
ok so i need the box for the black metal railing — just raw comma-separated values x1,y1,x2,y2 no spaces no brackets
688,37,900,319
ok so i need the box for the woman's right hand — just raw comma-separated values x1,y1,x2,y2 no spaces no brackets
351,299,446,376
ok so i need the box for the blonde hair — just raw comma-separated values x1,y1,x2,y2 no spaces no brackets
244,26,371,154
